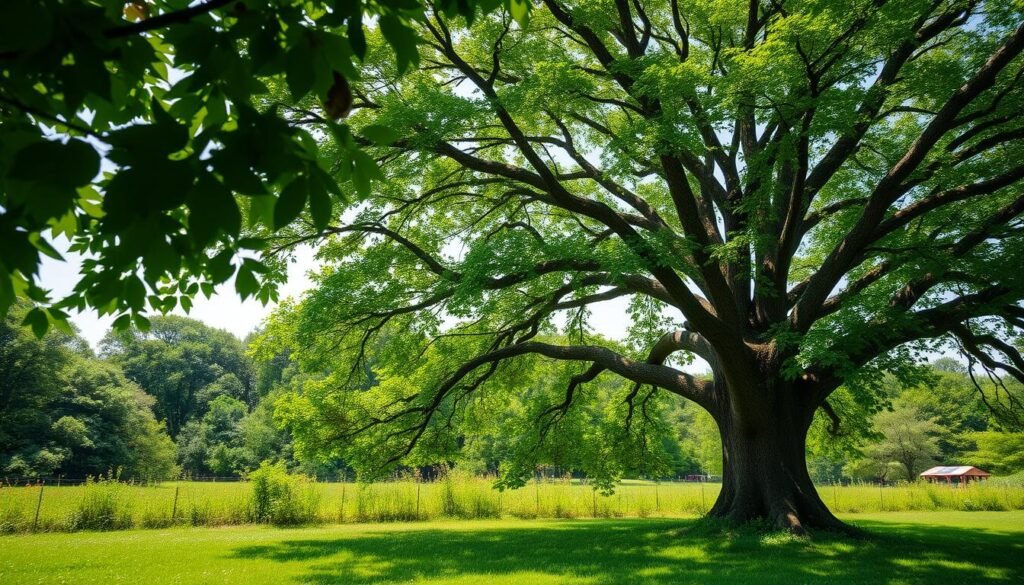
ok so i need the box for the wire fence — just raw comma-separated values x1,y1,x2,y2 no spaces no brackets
2,473,1023,535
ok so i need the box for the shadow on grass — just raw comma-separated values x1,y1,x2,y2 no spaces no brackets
230,518,1024,584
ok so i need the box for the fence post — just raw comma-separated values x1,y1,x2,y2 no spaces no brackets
700,479,706,514
655,482,660,513
592,489,597,518
32,483,44,532
340,484,347,523
171,485,180,522
535,476,540,517
416,481,421,520
879,484,884,511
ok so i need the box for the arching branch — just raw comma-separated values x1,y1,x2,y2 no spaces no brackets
372,340,716,464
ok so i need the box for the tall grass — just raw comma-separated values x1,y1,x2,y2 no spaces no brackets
2,471,1022,534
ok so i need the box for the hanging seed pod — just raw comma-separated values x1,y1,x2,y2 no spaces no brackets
323,71,353,120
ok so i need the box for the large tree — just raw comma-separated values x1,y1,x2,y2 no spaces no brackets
101,315,252,436
263,0,1024,533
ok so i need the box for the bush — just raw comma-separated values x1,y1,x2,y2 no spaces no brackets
70,475,134,531
248,462,319,525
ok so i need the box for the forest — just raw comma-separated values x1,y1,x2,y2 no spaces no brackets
3,304,1021,485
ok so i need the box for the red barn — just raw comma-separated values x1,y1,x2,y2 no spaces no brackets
919,466,992,485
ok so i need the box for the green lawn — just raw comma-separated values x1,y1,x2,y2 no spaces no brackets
2,512,1022,584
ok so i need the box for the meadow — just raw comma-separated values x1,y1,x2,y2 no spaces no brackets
1,512,1023,584
2,473,1023,534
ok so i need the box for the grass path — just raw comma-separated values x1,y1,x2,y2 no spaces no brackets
2,512,1022,584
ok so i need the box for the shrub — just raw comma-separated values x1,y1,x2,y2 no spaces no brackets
70,475,133,531
248,462,319,525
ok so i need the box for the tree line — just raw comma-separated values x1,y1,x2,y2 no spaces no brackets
0,305,326,480
3,306,1020,483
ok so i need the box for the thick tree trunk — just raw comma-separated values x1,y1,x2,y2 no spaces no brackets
705,383,851,535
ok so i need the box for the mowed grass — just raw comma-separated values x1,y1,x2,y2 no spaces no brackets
3,476,1023,533
1,512,1022,584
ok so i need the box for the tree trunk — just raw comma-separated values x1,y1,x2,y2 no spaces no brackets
706,385,851,535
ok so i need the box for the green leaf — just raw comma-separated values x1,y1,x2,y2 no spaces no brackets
0,270,14,318
379,14,420,74
509,0,530,26
112,313,132,332
50,211,78,239
348,13,367,59
235,265,260,300
351,150,383,198
360,124,402,146
124,277,147,310
248,195,275,229
285,40,315,101
8,139,100,187
187,175,242,247
308,183,333,230
29,233,64,261
208,249,235,283
0,0,53,53
133,313,151,332
102,160,195,229
21,307,48,338
213,149,267,195
273,177,308,230
105,102,189,165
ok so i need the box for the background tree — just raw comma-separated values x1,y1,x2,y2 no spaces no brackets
101,315,252,436
967,431,1024,474
847,404,942,481
257,0,1024,533
897,368,990,458
0,303,177,479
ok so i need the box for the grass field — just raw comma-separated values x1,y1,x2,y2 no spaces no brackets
3,476,1024,533
1,512,1022,584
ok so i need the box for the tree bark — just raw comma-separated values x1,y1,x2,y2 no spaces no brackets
706,381,851,535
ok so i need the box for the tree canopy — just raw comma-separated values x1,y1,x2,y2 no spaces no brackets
101,315,253,435
0,0,525,332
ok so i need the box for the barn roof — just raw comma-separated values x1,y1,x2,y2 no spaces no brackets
919,466,991,477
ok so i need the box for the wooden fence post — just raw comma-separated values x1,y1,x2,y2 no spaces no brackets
171,486,180,522
340,484,347,523
32,483,44,532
